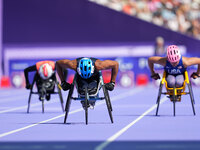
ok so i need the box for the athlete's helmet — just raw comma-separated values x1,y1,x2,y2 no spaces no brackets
38,63,54,80
167,45,181,63
77,58,94,79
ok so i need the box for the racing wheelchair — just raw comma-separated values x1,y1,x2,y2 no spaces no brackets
156,70,195,116
64,71,113,125
27,73,64,113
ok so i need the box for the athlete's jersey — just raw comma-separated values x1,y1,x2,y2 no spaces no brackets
164,57,186,75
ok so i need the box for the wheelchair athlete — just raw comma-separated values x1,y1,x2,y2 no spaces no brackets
24,61,57,101
56,57,119,109
148,45,200,98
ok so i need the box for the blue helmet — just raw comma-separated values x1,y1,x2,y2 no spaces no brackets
77,58,94,79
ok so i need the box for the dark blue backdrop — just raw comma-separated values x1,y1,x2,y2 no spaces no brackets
3,0,200,55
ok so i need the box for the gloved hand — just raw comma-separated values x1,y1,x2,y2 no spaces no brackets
191,72,200,79
25,83,32,89
61,81,71,91
151,73,160,80
105,82,115,91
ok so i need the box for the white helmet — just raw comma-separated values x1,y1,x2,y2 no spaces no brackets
38,63,54,80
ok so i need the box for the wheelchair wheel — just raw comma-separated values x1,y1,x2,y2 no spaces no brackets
172,87,176,116
103,85,113,123
27,89,33,113
85,88,88,125
189,82,195,104
156,83,163,104
27,77,36,113
57,83,64,112
156,83,163,116
104,88,113,111
64,85,74,124
187,83,196,115
42,99,44,113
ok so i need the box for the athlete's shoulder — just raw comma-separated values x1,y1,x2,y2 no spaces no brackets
182,56,189,61
149,56,167,66
94,59,101,67
182,56,192,63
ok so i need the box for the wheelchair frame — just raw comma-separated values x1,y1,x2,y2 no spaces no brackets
156,71,195,116
64,71,113,125
27,73,64,113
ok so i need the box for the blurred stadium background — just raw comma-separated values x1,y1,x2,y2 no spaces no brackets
1,1,200,150
0,0,200,89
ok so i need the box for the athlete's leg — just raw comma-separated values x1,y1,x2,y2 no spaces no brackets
36,81,46,101
166,74,175,88
175,74,184,88
88,80,98,95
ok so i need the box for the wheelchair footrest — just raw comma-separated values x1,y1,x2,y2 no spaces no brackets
72,97,105,100
168,96,182,102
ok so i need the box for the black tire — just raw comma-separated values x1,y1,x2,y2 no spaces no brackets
188,83,196,115
57,82,64,112
85,88,88,125
42,100,44,113
103,85,113,123
104,88,113,111
156,83,163,104
64,85,74,124
189,82,195,104
27,76,36,113
173,87,176,116
155,83,163,116
27,90,32,113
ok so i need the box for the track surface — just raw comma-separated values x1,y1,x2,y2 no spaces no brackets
0,85,200,150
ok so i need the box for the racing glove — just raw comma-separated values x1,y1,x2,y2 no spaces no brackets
25,83,32,89
105,82,115,91
151,73,160,80
61,81,71,91
191,72,200,79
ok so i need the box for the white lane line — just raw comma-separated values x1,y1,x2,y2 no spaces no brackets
95,97,168,150
0,98,58,114
0,108,81,138
0,90,62,103
98,87,144,105
0,87,143,114
0,90,26,97
0,87,144,138
0,95,29,104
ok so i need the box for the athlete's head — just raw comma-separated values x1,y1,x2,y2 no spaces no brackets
77,58,94,79
38,63,54,80
167,45,181,63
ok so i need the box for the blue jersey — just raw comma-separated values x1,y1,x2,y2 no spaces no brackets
164,57,186,75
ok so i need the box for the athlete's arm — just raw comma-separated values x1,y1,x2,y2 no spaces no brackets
183,57,200,77
56,59,77,82
148,56,166,75
24,65,37,89
95,60,119,83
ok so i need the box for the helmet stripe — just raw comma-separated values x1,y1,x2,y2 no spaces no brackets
43,65,48,77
